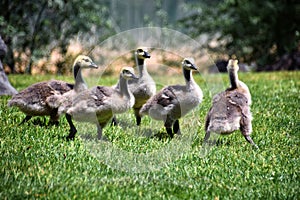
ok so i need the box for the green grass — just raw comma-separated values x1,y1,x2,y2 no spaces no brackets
0,71,299,199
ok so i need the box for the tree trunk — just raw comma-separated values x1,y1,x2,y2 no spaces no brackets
0,35,18,95
3,36,16,73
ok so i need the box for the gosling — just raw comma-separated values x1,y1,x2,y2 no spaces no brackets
204,59,258,148
65,67,137,140
46,55,98,116
140,58,203,138
113,48,156,126
7,55,97,125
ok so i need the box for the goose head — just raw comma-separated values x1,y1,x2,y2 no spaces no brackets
135,48,151,60
73,55,98,69
120,67,138,80
227,59,239,72
182,58,198,71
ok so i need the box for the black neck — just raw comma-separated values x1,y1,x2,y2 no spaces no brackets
137,58,144,67
73,63,86,92
73,63,80,79
183,68,192,82
229,70,238,89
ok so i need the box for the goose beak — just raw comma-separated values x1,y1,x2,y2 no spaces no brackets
143,51,151,59
90,62,98,69
131,73,139,80
190,63,198,71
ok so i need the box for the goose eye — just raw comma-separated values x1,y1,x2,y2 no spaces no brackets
137,49,143,53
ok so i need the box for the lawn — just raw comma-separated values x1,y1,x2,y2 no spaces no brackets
0,71,299,199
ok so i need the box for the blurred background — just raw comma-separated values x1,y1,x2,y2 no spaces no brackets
0,0,299,75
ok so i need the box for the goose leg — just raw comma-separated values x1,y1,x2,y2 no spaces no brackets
49,108,59,126
240,115,258,148
111,116,118,126
173,119,181,135
203,130,218,146
48,120,59,126
165,127,173,138
203,131,211,142
244,135,259,149
19,115,32,125
134,108,141,126
200,131,217,158
66,114,77,140
97,123,103,140
164,116,174,138
136,116,141,126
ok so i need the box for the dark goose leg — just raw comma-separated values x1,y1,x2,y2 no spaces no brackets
173,119,181,135
19,115,32,125
66,114,77,140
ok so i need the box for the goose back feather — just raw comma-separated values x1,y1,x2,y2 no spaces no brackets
8,80,73,119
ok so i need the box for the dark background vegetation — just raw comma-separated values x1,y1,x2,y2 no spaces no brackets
0,0,299,74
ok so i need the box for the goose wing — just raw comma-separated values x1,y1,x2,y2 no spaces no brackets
156,86,179,107
48,80,73,94
68,86,110,107
226,91,249,106
89,86,114,107
67,86,114,117
211,90,250,118
45,81,74,109
226,90,251,120
140,86,179,115
8,81,69,108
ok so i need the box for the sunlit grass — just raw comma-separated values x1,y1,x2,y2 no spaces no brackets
0,71,299,199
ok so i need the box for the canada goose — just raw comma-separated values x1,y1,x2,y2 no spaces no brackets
113,48,156,126
204,59,258,148
140,58,203,138
65,67,137,140
7,55,97,125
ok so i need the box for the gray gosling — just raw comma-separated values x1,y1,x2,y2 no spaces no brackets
140,58,203,138
7,55,97,125
65,67,137,140
204,59,258,148
46,55,98,115
113,48,156,126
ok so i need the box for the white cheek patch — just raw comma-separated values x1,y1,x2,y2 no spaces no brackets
161,93,169,99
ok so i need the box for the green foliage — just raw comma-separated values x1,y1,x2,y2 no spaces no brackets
1,0,299,74
179,0,300,68
0,71,299,198
0,0,114,73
